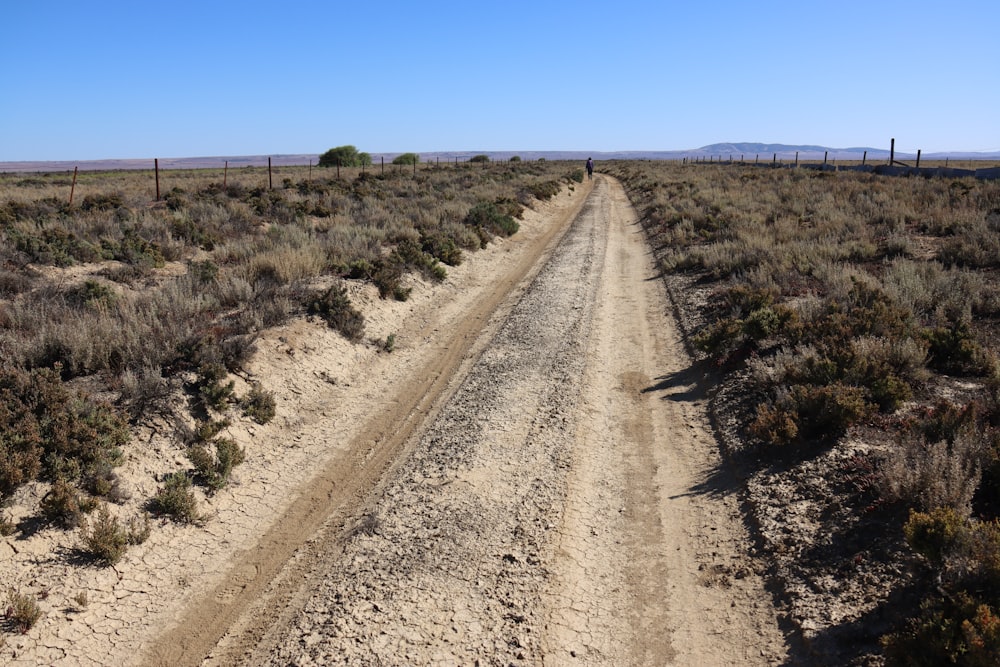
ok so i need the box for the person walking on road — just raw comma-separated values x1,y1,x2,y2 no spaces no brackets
586,157,594,180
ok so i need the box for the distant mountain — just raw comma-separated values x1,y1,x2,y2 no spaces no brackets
697,143,889,159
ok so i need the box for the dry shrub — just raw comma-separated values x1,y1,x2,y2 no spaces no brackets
4,589,42,633
79,503,149,565
882,430,986,514
307,284,365,339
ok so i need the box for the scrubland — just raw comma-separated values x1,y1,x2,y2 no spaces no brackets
607,160,1000,665
0,161,582,636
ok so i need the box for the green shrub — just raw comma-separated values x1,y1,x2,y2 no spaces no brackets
464,202,519,243
0,367,129,502
567,168,585,183
392,153,420,166
66,279,117,310
79,503,140,565
525,180,561,201
149,472,200,524
187,437,245,493
318,145,371,168
240,385,276,424
307,285,365,339
469,154,489,163
195,362,235,412
924,321,992,377
421,232,463,266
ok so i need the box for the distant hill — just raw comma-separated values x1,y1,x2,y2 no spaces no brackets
3,145,999,172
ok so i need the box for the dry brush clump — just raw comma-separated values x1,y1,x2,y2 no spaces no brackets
607,160,1000,663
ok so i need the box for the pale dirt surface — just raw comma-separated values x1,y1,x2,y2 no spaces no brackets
2,176,788,666
220,177,787,666
1,182,589,665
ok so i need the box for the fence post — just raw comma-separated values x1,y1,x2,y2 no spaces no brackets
224,160,228,188
795,151,799,167
889,138,895,165
862,151,867,166
69,166,78,205
268,157,273,189
155,158,160,201
916,150,921,168
823,151,828,166
413,159,416,176
309,159,312,180
381,156,384,176
773,153,777,167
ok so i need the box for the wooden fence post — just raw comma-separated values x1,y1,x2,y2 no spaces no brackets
862,151,867,166
823,151,828,166
268,157,273,189
155,158,160,201
69,166,78,205
755,154,759,165
890,138,895,165
381,156,384,176
916,150,921,168
224,160,228,188
309,159,312,180
795,151,799,167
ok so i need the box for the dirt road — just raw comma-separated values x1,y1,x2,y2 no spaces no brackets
140,177,786,666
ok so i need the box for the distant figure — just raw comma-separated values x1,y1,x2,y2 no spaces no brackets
586,157,594,180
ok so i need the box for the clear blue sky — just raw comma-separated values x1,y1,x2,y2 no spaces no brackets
2,0,997,161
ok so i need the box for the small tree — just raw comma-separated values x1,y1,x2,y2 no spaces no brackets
318,145,372,168
469,154,490,163
392,153,420,166
510,156,522,162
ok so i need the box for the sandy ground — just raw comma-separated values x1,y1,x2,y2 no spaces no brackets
2,176,788,666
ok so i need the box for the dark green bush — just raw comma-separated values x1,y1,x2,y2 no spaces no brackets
924,321,992,377
187,437,245,493
149,472,200,524
307,285,365,339
240,385,276,424
464,202,519,244
0,367,129,502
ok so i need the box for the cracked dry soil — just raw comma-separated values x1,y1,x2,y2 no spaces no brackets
203,177,787,666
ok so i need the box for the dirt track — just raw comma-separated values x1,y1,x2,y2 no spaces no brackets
3,176,785,665
141,177,785,665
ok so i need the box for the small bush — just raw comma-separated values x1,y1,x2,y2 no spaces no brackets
149,472,200,524
882,431,985,513
188,437,245,493
749,383,871,446
307,285,365,340
567,168,585,183
464,202,519,242
195,362,235,412
240,385,276,424
924,321,992,377
79,503,129,565
5,589,42,633
39,478,94,529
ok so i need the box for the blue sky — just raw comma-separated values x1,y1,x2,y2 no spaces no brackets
2,1,997,161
